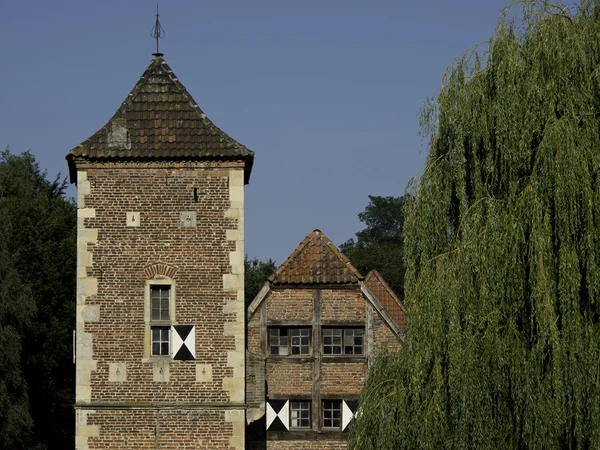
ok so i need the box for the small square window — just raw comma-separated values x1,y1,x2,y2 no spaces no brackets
290,401,311,428
323,400,342,429
323,328,363,356
344,328,364,355
291,328,310,355
323,328,342,355
151,326,170,356
269,327,311,356
269,328,289,356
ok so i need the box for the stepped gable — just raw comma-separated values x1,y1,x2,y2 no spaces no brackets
365,270,406,331
66,56,254,183
269,229,363,285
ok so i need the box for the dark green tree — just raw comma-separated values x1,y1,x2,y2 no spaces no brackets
0,149,76,450
245,256,277,307
350,1,600,448
0,220,35,449
341,195,408,298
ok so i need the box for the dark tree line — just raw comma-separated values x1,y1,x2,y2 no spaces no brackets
0,149,76,450
341,195,408,299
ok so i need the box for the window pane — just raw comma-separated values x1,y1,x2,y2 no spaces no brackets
290,401,310,428
151,326,170,356
151,286,170,321
323,400,341,428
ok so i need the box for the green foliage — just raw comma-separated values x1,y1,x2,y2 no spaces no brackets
245,256,277,307
350,1,600,448
0,219,35,449
341,195,408,297
0,149,76,450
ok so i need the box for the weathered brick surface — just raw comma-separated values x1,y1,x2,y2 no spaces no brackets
374,316,402,353
266,289,312,322
75,160,246,449
266,361,312,396
247,324,261,354
320,289,365,322
80,161,242,403
266,440,347,449
321,362,365,396
86,409,234,449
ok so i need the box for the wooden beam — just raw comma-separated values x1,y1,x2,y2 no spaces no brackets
312,289,321,432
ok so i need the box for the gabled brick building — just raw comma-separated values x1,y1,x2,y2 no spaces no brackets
246,230,404,449
67,54,253,449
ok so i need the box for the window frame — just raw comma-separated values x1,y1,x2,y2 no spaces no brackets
145,278,176,359
322,327,364,356
289,400,311,429
268,326,312,357
322,399,342,430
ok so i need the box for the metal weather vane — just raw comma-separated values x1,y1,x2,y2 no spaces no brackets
151,5,165,57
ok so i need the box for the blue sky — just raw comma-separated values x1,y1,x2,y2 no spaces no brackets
1,0,509,264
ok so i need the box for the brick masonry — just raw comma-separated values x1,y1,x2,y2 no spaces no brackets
247,281,403,449
74,160,247,449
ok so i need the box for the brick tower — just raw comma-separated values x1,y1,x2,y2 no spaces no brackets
67,54,253,449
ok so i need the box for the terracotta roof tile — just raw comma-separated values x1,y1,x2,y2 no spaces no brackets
269,229,363,285
365,270,406,331
66,56,254,183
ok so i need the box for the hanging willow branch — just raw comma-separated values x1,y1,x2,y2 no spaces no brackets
349,1,600,449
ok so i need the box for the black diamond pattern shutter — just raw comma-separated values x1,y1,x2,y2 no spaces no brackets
342,400,359,431
266,400,289,431
171,325,195,360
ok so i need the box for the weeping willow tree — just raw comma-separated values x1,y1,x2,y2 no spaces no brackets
350,1,600,448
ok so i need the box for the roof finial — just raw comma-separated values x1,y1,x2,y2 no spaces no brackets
151,5,165,57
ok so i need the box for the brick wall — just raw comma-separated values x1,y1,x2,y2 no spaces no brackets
248,323,262,354
267,289,313,322
321,362,366,396
373,314,402,353
266,362,313,396
75,160,246,449
266,440,348,449
84,409,234,449
249,277,402,449
320,289,365,322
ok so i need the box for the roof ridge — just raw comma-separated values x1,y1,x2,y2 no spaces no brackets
269,229,363,285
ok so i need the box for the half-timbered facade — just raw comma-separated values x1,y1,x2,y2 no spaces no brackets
246,230,404,449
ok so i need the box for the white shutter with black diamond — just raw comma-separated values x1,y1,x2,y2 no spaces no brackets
266,400,289,431
342,400,359,431
171,325,195,360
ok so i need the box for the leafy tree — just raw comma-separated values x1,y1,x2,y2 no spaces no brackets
350,1,600,448
0,149,76,450
341,195,408,298
0,220,35,449
245,256,277,307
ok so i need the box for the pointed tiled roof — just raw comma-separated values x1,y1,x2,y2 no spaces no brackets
269,229,363,285
365,270,406,331
66,56,254,183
